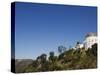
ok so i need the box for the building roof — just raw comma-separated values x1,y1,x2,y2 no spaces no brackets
85,32,97,38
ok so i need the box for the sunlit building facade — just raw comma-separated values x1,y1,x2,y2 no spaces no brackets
83,33,97,50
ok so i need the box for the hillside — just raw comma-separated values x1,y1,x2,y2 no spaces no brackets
15,43,97,73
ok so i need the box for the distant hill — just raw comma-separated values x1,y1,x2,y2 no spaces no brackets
15,59,34,73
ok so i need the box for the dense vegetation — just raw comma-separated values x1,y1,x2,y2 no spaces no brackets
15,43,97,73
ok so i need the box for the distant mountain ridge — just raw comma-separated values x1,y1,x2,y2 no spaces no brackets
15,59,34,73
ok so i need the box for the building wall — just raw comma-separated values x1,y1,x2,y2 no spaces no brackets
75,44,83,49
84,36,97,50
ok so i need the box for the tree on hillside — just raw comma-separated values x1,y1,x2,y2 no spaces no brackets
49,51,54,61
58,46,66,54
40,53,47,63
91,43,97,57
50,52,54,57
86,43,97,57
49,51,58,63
36,56,41,62
39,53,48,71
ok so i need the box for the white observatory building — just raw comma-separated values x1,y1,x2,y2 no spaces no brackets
83,33,97,50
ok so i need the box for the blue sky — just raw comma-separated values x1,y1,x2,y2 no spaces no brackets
15,2,97,59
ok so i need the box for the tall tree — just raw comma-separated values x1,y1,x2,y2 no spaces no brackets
58,45,66,54
40,53,47,63
40,53,49,71
49,51,55,62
